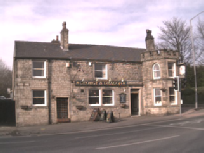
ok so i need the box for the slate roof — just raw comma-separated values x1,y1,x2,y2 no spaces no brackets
14,41,145,62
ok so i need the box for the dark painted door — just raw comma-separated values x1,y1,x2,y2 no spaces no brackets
131,94,138,115
57,98,69,123
0,100,16,126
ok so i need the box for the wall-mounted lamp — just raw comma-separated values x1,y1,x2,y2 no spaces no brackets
89,62,92,66
82,78,84,82
122,78,124,82
66,62,70,68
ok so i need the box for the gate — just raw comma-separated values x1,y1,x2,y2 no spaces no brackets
57,98,69,123
0,100,16,126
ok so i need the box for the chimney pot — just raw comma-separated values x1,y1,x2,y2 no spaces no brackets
56,35,58,41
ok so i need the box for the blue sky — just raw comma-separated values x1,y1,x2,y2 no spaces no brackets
0,0,204,68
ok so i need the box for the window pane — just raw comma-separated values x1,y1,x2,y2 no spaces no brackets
95,71,103,78
103,90,112,96
33,98,44,104
33,61,44,68
155,89,161,96
170,96,174,102
33,70,44,76
155,97,161,102
89,90,99,97
168,63,173,69
89,97,99,104
154,64,159,70
169,70,173,77
103,97,112,104
33,90,44,97
169,88,174,95
95,64,105,71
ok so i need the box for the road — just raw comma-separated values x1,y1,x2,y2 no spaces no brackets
1,116,204,153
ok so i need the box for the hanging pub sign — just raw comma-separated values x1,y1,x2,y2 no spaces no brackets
75,81,127,86
178,64,186,78
119,93,126,103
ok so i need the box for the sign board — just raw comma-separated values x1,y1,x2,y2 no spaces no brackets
120,93,126,103
75,81,127,86
179,65,186,78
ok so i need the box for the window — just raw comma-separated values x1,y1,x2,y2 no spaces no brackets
94,63,107,80
169,87,177,105
154,88,162,106
103,90,113,105
153,63,160,79
168,63,175,77
89,89,114,106
33,61,46,78
33,90,46,106
89,90,100,106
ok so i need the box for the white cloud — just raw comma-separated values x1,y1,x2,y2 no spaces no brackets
0,0,204,68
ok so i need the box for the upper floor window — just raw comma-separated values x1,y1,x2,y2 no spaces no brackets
33,90,46,106
153,63,160,79
33,61,46,78
168,63,176,77
154,88,162,106
94,63,107,80
89,89,114,106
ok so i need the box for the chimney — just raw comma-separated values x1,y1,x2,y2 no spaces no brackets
145,29,155,51
51,35,60,44
60,21,69,51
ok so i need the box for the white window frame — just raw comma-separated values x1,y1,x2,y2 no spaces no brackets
153,88,162,106
168,63,176,78
94,63,108,80
169,87,177,105
102,90,114,106
153,63,160,80
89,89,114,106
32,90,47,106
89,89,101,106
32,61,46,78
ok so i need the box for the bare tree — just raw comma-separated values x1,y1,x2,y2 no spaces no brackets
0,59,12,98
157,17,191,63
196,19,204,64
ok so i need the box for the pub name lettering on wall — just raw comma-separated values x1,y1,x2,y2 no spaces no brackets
75,81,127,86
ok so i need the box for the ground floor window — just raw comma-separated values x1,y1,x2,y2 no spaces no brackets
153,88,162,106
33,90,46,106
169,87,177,105
89,89,114,106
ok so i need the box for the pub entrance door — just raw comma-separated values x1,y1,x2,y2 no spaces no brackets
131,89,139,115
56,97,69,123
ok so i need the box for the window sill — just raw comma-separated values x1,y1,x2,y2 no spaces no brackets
153,78,161,80
32,105,47,107
33,77,47,79
171,103,177,106
96,78,108,80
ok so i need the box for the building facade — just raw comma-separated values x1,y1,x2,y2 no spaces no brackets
13,22,180,126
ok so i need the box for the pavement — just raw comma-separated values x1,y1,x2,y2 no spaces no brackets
1,107,204,137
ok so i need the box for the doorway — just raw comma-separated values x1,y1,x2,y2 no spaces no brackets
56,97,69,123
131,90,139,115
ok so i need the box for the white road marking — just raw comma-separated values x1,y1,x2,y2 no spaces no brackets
0,141,35,144
75,127,162,139
37,118,185,136
96,135,180,150
152,124,204,131
170,118,204,126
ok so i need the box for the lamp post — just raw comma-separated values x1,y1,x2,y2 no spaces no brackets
190,11,204,109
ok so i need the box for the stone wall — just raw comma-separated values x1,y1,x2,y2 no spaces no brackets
14,59,143,126
69,61,142,121
141,50,180,115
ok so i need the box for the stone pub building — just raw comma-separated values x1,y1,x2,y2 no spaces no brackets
13,22,181,126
